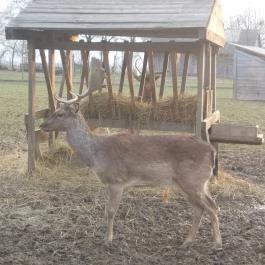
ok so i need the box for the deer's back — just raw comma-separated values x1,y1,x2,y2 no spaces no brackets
91,134,215,186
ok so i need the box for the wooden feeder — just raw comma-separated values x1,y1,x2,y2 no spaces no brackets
5,0,227,172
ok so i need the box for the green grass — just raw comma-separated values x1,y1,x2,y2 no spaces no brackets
0,69,264,142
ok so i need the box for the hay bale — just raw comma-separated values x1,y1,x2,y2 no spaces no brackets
80,92,196,125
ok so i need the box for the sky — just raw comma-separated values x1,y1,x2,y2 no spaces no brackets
221,0,265,22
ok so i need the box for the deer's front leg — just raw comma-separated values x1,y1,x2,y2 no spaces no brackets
105,184,123,243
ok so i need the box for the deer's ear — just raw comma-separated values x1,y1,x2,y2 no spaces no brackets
71,103,80,113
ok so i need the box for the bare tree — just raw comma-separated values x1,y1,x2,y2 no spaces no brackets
226,8,265,47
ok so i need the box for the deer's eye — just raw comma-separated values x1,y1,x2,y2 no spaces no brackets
57,113,63,117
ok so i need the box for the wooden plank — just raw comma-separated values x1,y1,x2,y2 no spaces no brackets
119,51,128,94
39,49,56,112
138,52,148,100
103,50,113,101
79,49,89,94
180,53,189,95
6,27,205,42
60,49,73,96
211,46,217,111
35,40,200,54
170,51,178,109
210,124,264,145
159,51,169,99
196,42,205,138
27,39,36,172
147,49,157,107
126,51,135,106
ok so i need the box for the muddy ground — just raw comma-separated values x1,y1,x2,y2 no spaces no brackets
0,134,265,265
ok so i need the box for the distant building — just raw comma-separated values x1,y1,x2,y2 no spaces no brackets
233,44,265,101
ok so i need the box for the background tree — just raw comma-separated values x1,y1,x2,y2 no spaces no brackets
225,8,265,47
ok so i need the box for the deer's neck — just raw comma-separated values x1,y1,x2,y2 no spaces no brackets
66,115,96,167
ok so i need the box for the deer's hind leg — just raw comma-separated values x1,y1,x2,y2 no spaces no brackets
181,202,204,247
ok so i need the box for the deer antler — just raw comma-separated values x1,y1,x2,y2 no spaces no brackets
55,90,90,104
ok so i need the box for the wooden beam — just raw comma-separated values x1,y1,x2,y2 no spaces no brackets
210,124,264,145
60,49,73,96
39,49,56,112
35,40,200,53
103,50,113,101
138,51,148,100
126,51,135,106
79,49,89,94
180,53,189,95
119,51,128,94
211,46,217,112
147,49,157,107
27,39,36,172
159,51,169,99
170,51,178,110
196,42,206,138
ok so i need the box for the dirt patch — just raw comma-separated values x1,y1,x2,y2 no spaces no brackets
0,144,265,265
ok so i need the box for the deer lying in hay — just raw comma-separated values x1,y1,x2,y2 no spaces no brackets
40,91,222,250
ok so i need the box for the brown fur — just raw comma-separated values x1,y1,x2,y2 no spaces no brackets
40,103,222,249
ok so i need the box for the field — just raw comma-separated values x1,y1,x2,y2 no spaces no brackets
0,70,265,265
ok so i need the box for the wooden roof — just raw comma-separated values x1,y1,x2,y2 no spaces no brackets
5,0,225,46
233,44,265,61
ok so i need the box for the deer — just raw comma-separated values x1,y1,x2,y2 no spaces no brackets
40,90,222,250
133,57,161,103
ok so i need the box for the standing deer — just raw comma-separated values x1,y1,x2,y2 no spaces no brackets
40,91,222,250
88,57,106,93
133,57,160,103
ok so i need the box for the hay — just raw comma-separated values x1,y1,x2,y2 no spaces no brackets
80,92,196,125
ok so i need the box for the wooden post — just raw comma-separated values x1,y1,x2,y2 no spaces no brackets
126,51,135,106
119,51,128,94
196,42,206,138
60,50,73,96
138,51,148,100
204,44,212,118
27,39,36,172
48,49,56,146
159,51,169,99
170,51,178,111
79,49,89,94
147,49,157,108
39,49,56,112
103,50,113,101
212,46,217,112
180,53,190,95
211,46,218,176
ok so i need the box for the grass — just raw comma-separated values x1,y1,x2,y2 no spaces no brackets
0,69,265,199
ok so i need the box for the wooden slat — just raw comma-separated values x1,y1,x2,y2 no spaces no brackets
170,51,178,109
79,49,89,94
180,53,189,95
27,39,36,172
103,50,113,101
210,124,264,145
126,51,135,106
159,51,169,99
147,49,157,107
137,52,148,100
196,42,206,138
60,49,73,96
119,51,128,94
35,40,200,53
39,49,56,112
